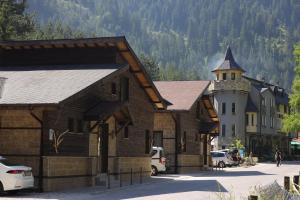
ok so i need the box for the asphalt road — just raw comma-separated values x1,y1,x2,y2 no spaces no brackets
2,161,300,200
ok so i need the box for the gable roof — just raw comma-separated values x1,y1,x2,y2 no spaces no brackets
154,81,210,111
0,65,120,104
212,46,246,73
0,37,166,109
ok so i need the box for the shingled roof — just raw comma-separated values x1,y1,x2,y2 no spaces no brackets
154,81,210,111
0,37,166,109
212,46,246,73
0,65,121,104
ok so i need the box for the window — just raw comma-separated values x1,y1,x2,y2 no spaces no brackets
232,103,236,114
222,145,226,149
222,102,226,115
216,74,219,80
262,115,266,126
181,131,186,152
231,73,235,80
120,77,129,102
222,73,227,80
284,105,287,113
262,97,265,106
145,130,150,154
153,131,163,147
232,124,236,137
68,118,74,132
270,117,274,128
251,114,254,126
124,126,129,138
246,114,249,126
111,82,117,95
195,132,198,141
77,119,83,133
222,124,226,137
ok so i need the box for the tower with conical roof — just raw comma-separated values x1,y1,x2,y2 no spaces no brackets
209,46,251,149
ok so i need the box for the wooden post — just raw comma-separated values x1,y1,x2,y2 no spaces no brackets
293,175,299,190
107,170,110,189
119,169,122,187
284,176,290,191
130,168,133,185
248,195,258,200
140,167,142,184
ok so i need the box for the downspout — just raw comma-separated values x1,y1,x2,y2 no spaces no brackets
29,106,43,192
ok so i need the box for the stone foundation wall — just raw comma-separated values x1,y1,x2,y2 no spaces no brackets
109,157,151,181
177,154,204,173
43,156,97,191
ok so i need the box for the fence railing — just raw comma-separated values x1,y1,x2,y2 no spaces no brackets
106,168,150,189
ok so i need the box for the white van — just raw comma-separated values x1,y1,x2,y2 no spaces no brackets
150,147,166,176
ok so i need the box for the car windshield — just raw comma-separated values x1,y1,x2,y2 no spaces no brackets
151,150,158,157
211,152,225,157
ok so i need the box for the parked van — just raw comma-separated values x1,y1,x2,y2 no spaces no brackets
150,147,166,176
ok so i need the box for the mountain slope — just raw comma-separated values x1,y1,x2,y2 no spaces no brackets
27,0,300,89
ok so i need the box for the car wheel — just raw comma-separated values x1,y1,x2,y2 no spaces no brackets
218,161,225,168
151,165,158,176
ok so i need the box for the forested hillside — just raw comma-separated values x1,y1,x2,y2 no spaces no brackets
26,0,300,89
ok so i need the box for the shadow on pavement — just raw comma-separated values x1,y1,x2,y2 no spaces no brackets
91,179,228,199
192,170,275,177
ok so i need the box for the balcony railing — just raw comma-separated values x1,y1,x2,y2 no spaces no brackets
209,79,251,92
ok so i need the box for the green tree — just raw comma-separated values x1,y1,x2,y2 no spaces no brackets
0,0,35,40
282,42,300,132
230,139,245,149
140,54,160,81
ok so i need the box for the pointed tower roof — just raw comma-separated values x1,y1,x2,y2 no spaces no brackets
212,46,246,72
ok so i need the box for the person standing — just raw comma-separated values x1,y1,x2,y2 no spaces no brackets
275,149,282,167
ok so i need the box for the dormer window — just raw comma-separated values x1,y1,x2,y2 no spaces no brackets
222,73,227,80
231,73,235,80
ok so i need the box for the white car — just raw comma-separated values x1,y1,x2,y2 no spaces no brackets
211,151,234,168
151,147,166,176
0,156,34,193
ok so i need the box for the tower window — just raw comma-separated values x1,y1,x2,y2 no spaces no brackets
222,124,226,137
232,124,236,137
232,103,236,114
222,73,227,80
231,73,235,80
222,102,226,115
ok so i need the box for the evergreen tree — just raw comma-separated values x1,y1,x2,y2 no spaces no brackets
282,42,300,132
140,54,160,81
0,0,35,40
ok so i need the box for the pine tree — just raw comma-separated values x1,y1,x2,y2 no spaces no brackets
0,0,35,40
140,54,160,81
282,42,300,132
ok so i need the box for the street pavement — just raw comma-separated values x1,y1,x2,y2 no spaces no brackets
2,161,300,200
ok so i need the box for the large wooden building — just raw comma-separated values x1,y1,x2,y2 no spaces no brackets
154,81,219,173
0,37,166,191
